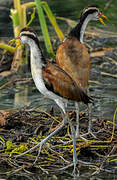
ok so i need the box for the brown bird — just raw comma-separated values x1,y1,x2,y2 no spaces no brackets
56,4,107,135
15,27,92,175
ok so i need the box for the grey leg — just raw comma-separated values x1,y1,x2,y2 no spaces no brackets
87,88,96,136
88,103,92,133
75,102,80,138
15,113,68,159
57,99,78,175
16,98,67,158
68,120,78,176
88,103,97,138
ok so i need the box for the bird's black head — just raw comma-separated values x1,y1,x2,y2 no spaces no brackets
79,4,107,25
18,27,46,64
80,4,100,21
19,27,38,43
20,27,35,33
82,4,99,15
68,4,107,42
19,27,42,51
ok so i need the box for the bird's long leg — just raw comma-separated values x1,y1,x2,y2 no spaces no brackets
57,99,78,176
33,113,68,164
80,88,96,138
88,103,92,133
87,103,97,138
68,119,78,177
87,88,95,137
15,115,67,159
75,102,80,138
15,99,67,159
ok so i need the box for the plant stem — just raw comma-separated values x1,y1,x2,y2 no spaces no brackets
10,9,20,37
14,0,23,28
0,43,15,53
34,0,54,56
22,2,36,9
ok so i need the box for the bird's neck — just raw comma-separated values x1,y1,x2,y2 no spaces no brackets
26,38,47,94
28,38,46,68
25,36,60,100
30,40,43,69
69,14,92,43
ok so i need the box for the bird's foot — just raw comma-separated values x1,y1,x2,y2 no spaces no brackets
15,141,42,159
75,132,89,141
33,143,43,165
72,160,79,178
88,127,97,138
59,162,79,178
15,138,46,161
80,130,97,139
88,130,97,139
72,169,79,179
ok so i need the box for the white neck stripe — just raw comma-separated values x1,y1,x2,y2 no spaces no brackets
83,7,98,14
20,31,37,37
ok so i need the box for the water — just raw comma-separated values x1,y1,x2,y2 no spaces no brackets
0,0,117,179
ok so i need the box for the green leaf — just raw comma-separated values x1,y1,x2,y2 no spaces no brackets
35,0,55,57
41,1,64,41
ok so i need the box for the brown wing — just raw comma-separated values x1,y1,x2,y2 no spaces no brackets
42,63,92,104
56,36,90,89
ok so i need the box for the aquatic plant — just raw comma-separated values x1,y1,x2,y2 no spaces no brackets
0,0,64,71
11,0,64,56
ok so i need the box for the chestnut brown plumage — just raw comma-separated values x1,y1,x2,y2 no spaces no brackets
56,37,90,88
56,5,106,89
42,63,92,104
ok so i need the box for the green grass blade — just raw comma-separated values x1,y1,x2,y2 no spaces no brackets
35,0,54,56
26,8,36,27
110,107,117,142
41,1,64,41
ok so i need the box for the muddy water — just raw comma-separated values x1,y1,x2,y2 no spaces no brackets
0,0,117,179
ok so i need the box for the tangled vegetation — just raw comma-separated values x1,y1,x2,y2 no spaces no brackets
0,104,117,178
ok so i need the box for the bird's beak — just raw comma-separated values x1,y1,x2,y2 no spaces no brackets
98,12,108,25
